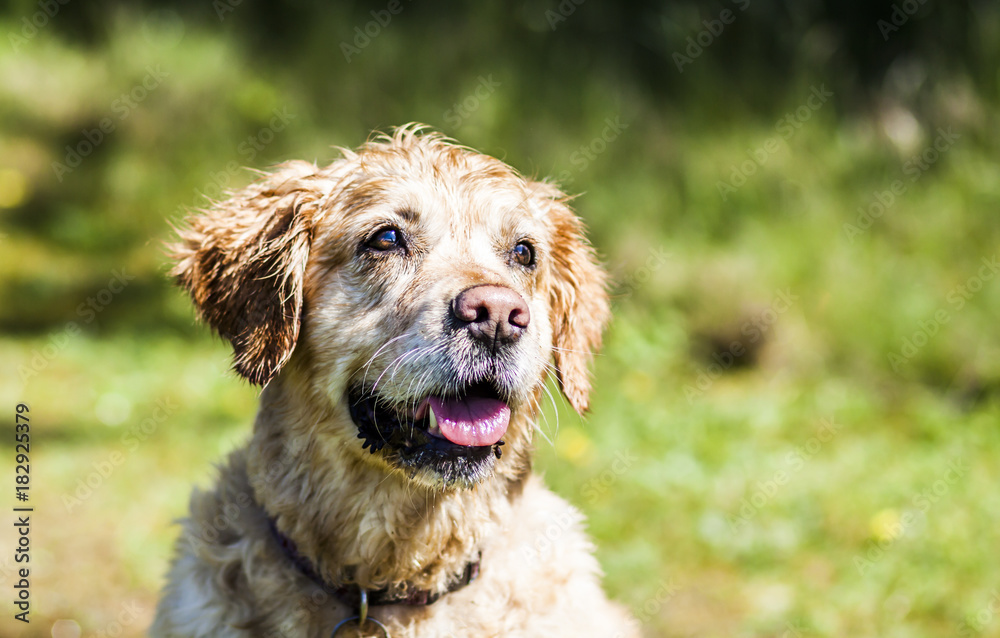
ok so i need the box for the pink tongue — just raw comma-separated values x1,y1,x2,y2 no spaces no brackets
428,396,510,447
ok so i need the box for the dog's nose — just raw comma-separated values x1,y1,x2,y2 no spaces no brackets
452,285,530,345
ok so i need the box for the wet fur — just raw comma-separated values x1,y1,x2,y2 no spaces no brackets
152,126,637,637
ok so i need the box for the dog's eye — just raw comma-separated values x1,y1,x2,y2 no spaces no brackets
366,227,404,252
510,241,535,268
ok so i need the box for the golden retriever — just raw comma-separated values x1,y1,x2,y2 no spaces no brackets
152,126,638,638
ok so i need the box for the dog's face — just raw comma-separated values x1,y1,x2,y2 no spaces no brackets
172,128,608,489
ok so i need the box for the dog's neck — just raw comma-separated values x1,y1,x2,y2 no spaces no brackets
245,370,531,594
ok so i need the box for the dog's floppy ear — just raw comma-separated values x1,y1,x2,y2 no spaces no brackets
170,161,324,385
531,181,611,414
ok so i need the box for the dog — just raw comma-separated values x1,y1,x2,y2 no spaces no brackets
152,126,638,637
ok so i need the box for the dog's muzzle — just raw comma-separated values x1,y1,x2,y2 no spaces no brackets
348,379,510,486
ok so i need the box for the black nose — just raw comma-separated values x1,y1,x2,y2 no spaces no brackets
451,284,530,346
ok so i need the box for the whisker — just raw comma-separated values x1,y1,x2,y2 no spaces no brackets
550,345,605,357
403,343,446,398
353,333,414,388
385,344,435,391
399,343,448,418
535,397,552,437
534,421,554,447
539,382,561,442
370,350,413,397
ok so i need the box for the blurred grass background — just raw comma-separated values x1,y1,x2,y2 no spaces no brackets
1,1,999,636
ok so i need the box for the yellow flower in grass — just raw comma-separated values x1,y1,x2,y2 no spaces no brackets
556,426,594,465
870,508,904,543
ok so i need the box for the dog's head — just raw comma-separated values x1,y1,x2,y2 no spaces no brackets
172,126,608,489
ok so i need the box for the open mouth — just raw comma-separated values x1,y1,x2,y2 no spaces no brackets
348,380,510,484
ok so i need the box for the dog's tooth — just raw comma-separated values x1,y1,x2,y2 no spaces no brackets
428,404,439,434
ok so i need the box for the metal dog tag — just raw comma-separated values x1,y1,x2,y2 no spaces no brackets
330,616,389,638
331,590,390,638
